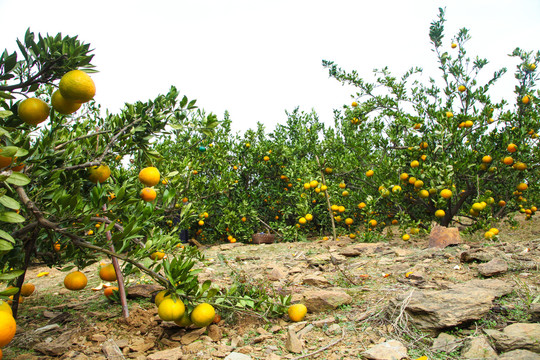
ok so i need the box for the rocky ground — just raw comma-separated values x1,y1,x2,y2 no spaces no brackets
4,214,540,360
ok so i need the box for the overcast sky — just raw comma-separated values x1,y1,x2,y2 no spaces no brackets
1,1,539,133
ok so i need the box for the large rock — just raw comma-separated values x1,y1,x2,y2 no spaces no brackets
477,258,508,277
485,323,540,353
461,335,498,359
390,279,513,332
302,274,330,287
429,225,462,248
300,289,352,312
499,349,540,360
460,248,498,263
362,340,408,360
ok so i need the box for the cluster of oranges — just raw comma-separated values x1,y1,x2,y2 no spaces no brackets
154,290,217,328
139,166,160,202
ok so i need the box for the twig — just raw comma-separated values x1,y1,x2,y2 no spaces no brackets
54,130,111,151
291,328,345,360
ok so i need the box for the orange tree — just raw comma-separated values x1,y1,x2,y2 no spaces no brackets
0,30,290,324
321,8,539,238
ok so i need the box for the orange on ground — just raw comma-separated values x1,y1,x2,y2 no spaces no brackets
288,304,308,322
64,271,88,291
104,286,118,299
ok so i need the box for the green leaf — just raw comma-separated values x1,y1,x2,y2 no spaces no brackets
0,239,13,251
0,229,14,243
5,172,31,186
0,211,25,223
0,195,20,210
0,270,24,281
0,110,13,119
0,92,16,100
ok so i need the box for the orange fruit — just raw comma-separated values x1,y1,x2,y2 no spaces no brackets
150,251,165,261
18,97,50,126
20,283,35,297
400,173,408,181
59,70,96,103
522,95,530,104
435,210,445,218
140,187,157,202
498,200,506,207
482,155,492,164
358,202,366,209
0,311,16,347
410,160,419,168
458,85,466,92
365,169,374,177
288,304,307,322
345,218,353,225
369,219,377,227
51,90,82,114
414,180,424,188
154,290,171,307
88,165,111,183
139,167,160,186
104,286,118,299
514,162,527,171
299,217,307,225
305,214,313,221
445,111,453,118
503,156,514,165
99,264,117,282
174,311,192,327
339,183,346,189
0,300,12,316
440,189,452,199
158,298,185,321
64,271,88,291
507,143,517,153
351,101,358,107
190,303,215,327
309,180,319,188
402,234,410,241
263,156,270,161
451,43,457,49
517,183,528,191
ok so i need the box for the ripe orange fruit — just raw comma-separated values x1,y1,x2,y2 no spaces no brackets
88,165,111,183
514,162,527,171
440,189,452,199
366,169,374,177
435,210,445,218
104,286,118,299
154,290,171,307
263,156,270,161
150,251,165,260
482,155,492,164
522,95,530,104
419,189,429,198
410,160,419,168
498,200,506,207
140,187,157,202
0,300,12,316
309,180,319,188
484,231,494,239
191,303,216,327
174,311,192,327
351,101,358,107
507,143,517,153
51,90,82,114
139,167,160,186
305,214,313,221
489,228,499,235
369,219,377,227
18,97,50,126
458,85,466,92
59,70,96,103
358,202,366,209
402,234,410,241
345,218,353,225
339,182,346,189
158,298,185,321
400,173,408,181
325,167,333,174
288,304,307,322
64,271,88,291
445,111,453,118
414,180,424,188
99,264,117,282
299,217,307,225
20,283,35,297
517,183,528,191
503,156,514,165
464,120,473,128
451,43,457,49
0,311,16,347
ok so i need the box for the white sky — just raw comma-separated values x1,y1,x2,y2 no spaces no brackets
1,1,539,134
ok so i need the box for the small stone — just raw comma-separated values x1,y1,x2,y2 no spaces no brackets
208,325,222,342
181,328,206,345
362,339,408,360
325,324,341,336
429,225,462,249
498,349,540,360
312,317,336,327
285,328,303,354
184,341,204,354
302,274,330,287
224,352,252,360
90,334,107,342
301,289,352,312
146,347,183,360
461,335,497,359
478,258,508,277
265,354,282,360
268,267,287,281
231,336,244,348
431,332,461,353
